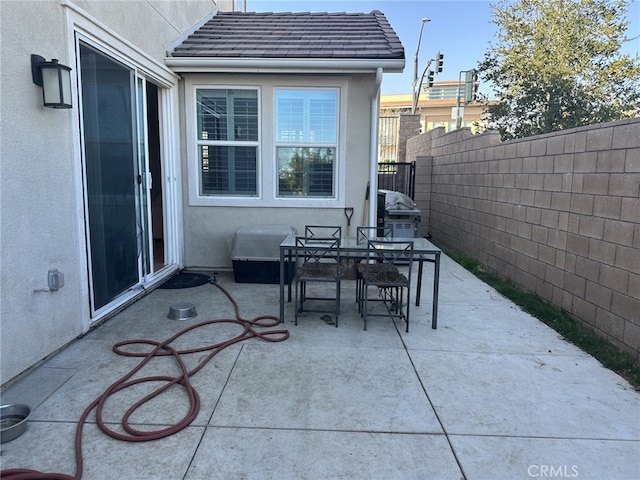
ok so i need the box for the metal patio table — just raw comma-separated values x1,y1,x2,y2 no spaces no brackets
279,235,441,329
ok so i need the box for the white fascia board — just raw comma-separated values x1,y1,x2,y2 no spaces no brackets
164,57,405,73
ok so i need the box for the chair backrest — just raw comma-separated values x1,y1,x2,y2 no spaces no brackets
305,225,342,239
366,239,414,270
295,236,341,264
357,226,393,244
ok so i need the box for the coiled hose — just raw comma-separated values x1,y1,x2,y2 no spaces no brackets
1,279,289,480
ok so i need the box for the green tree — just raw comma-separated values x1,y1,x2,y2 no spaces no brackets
478,0,640,140
279,148,333,196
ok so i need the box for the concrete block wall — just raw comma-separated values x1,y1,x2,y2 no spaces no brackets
407,118,640,359
405,126,435,237
397,113,421,166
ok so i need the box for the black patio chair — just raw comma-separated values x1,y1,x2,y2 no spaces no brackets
359,239,414,332
304,225,342,240
355,226,395,311
294,236,341,327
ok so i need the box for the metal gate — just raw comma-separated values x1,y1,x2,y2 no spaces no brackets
377,161,416,200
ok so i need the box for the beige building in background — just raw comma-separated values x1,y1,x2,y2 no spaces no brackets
379,80,486,162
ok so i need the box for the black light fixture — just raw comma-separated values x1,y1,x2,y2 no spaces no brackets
31,54,73,109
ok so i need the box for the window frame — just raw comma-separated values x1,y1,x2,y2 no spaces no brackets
196,87,260,197
274,87,339,199
187,78,347,208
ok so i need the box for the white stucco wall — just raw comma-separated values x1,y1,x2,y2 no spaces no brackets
179,73,377,269
72,0,220,60
0,0,215,386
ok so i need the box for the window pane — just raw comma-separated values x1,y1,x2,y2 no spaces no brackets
277,147,335,197
79,43,139,309
196,88,258,197
276,97,304,142
276,90,337,143
233,95,259,141
197,89,258,141
201,145,257,196
309,97,336,142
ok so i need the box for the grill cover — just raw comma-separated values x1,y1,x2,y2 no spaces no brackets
378,189,415,210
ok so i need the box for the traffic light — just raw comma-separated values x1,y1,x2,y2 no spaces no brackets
464,70,478,103
436,52,444,73
427,70,435,87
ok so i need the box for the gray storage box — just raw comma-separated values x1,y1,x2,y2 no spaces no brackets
230,225,296,284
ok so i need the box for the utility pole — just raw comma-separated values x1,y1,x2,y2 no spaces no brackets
411,18,430,114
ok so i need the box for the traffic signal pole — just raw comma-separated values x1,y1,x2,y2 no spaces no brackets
456,70,463,129
413,58,433,113
456,69,477,129
413,52,444,114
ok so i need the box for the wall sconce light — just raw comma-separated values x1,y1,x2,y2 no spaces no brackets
31,54,73,109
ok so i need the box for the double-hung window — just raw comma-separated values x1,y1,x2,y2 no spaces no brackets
196,88,259,196
275,89,338,198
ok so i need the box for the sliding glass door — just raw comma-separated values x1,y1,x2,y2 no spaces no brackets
79,42,153,312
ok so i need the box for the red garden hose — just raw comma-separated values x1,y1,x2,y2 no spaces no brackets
1,279,289,480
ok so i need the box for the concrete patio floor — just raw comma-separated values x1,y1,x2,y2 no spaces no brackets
1,254,639,479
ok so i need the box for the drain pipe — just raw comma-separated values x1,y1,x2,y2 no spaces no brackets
368,67,383,228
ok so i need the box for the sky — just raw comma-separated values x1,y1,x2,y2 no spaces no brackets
244,0,640,97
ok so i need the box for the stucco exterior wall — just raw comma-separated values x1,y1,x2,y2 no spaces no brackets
0,0,83,388
407,119,640,359
0,0,214,386
180,73,376,269
71,1,218,61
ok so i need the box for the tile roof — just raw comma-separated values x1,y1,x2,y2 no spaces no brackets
167,10,404,61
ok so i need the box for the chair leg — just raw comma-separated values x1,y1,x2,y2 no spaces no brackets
393,287,400,313
335,281,340,327
363,284,368,330
405,287,410,332
294,279,299,326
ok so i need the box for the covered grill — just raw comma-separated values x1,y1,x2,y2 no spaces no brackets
376,189,421,238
